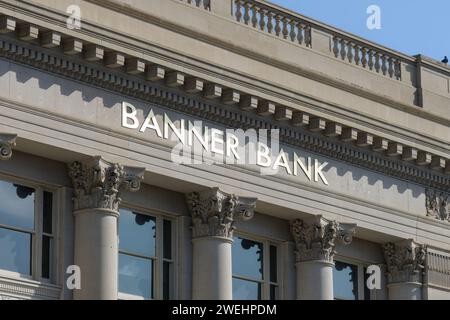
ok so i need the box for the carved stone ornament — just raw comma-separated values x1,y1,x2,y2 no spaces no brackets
383,239,427,284
68,156,145,212
426,188,449,222
186,188,257,239
0,134,17,160
290,215,356,263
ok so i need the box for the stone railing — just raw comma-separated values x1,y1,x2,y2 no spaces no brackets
228,0,409,81
332,35,402,80
232,0,312,47
179,0,211,11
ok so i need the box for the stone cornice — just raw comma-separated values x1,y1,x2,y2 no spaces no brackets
186,188,257,239
0,34,448,191
383,239,426,284
0,3,448,140
68,156,145,212
0,133,16,160
290,215,356,263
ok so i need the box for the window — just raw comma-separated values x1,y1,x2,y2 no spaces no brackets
118,208,173,300
232,235,279,300
0,178,55,281
333,259,372,300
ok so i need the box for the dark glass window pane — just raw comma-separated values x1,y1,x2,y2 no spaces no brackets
118,253,153,299
270,245,277,283
0,228,31,275
232,237,263,280
0,181,35,230
41,235,52,279
333,261,358,300
363,267,371,300
119,209,156,257
42,192,53,234
232,278,261,300
270,285,278,300
163,220,172,260
163,261,172,300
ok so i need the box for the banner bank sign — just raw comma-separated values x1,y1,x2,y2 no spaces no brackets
121,102,329,185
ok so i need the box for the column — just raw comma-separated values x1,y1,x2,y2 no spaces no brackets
0,134,17,160
186,188,257,300
68,156,145,300
290,215,356,300
383,239,426,300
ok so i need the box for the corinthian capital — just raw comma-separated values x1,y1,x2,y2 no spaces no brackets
68,156,145,212
383,239,427,284
186,188,257,239
0,134,17,160
290,215,356,263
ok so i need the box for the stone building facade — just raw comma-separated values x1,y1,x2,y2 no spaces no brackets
0,0,448,300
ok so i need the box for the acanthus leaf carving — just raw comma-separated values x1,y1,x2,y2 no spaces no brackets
426,188,449,222
0,134,17,160
186,188,257,239
290,215,356,263
68,156,145,212
383,239,427,284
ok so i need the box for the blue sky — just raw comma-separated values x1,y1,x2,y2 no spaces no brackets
270,0,450,62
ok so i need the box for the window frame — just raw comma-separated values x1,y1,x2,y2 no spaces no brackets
117,204,177,300
232,231,282,300
0,173,58,284
333,255,378,300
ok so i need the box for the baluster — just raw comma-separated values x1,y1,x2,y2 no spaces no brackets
332,37,339,57
235,0,243,22
354,45,361,65
381,55,387,75
251,5,258,28
361,47,368,67
304,25,311,47
297,22,304,45
289,19,296,42
267,11,274,34
388,57,394,77
275,15,281,36
282,17,289,39
243,2,251,25
259,8,266,31
347,41,354,63
368,50,374,70
394,60,401,80
374,52,381,73
340,38,346,60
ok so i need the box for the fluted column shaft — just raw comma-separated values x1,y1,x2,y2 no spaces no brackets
291,216,356,300
186,188,257,300
68,156,144,300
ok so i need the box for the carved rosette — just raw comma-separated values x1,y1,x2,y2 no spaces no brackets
425,188,449,222
383,239,427,284
0,134,17,160
186,188,257,239
68,156,145,212
290,215,356,263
